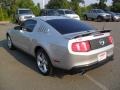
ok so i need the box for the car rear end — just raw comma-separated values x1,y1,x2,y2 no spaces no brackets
46,18,114,71
63,31,114,70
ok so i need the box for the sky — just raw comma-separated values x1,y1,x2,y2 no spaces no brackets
33,0,113,8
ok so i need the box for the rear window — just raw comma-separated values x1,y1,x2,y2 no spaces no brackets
46,19,95,34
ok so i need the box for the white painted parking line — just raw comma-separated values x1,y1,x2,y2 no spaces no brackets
84,74,108,90
115,46,120,51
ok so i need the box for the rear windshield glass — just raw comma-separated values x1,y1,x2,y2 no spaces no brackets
46,19,95,34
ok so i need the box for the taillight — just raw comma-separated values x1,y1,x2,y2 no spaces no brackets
72,41,91,52
108,35,113,44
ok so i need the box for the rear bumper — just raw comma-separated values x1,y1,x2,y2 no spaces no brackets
71,55,114,71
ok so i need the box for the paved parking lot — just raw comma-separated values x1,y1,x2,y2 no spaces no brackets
0,21,120,90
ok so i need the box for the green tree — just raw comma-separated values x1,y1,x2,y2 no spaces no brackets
98,0,107,9
90,3,99,9
70,0,84,17
46,0,70,9
0,0,40,21
112,0,120,12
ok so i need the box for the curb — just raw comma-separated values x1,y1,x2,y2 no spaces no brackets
0,21,10,25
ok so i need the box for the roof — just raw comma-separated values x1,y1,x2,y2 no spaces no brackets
34,16,70,21
18,8,31,10
92,9,103,10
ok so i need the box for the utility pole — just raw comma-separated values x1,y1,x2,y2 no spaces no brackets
42,0,45,9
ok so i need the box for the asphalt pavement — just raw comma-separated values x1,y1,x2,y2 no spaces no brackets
0,21,120,90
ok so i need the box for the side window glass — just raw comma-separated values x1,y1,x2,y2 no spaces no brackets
90,10,93,13
22,20,37,32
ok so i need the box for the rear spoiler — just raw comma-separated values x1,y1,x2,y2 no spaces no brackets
98,30,112,33
73,30,112,39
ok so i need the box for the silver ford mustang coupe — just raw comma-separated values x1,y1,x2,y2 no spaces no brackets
6,16,114,75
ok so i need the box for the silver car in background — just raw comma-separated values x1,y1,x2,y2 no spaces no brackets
6,16,114,75
105,11,120,21
84,9,111,21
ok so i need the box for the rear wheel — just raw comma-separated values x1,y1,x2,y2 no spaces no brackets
97,16,103,22
7,35,15,50
36,49,53,75
84,15,88,20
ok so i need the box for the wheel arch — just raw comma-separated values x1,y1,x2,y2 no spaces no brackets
34,45,53,65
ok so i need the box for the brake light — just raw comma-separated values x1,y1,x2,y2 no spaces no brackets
72,41,91,52
108,35,113,44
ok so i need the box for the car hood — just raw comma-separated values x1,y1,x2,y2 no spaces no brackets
65,14,79,18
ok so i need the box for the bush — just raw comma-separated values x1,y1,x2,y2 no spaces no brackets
0,8,10,21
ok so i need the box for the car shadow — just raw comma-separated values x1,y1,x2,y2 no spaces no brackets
0,39,83,78
0,39,39,72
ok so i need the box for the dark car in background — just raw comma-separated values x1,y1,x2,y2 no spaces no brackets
41,9,80,20
41,9,60,16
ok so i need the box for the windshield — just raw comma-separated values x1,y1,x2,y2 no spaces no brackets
65,10,75,14
106,11,116,15
110,12,116,15
96,10,105,13
47,19,95,34
47,10,60,16
116,13,120,15
19,10,33,14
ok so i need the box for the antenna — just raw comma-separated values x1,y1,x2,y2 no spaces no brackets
42,0,45,9
102,21,106,30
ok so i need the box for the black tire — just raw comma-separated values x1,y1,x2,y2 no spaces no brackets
7,35,15,50
15,19,18,23
97,16,103,22
18,20,21,25
84,15,88,20
36,49,53,76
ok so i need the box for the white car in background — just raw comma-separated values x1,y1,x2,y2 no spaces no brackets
15,8,35,24
57,9,80,20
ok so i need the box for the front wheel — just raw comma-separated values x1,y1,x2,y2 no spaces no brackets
36,49,53,75
97,16,103,22
7,35,15,50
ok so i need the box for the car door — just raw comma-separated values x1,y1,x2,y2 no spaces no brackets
91,10,96,19
87,10,93,18
15,19,37,53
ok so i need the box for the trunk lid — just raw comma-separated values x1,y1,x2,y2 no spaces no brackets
64,30,112,50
